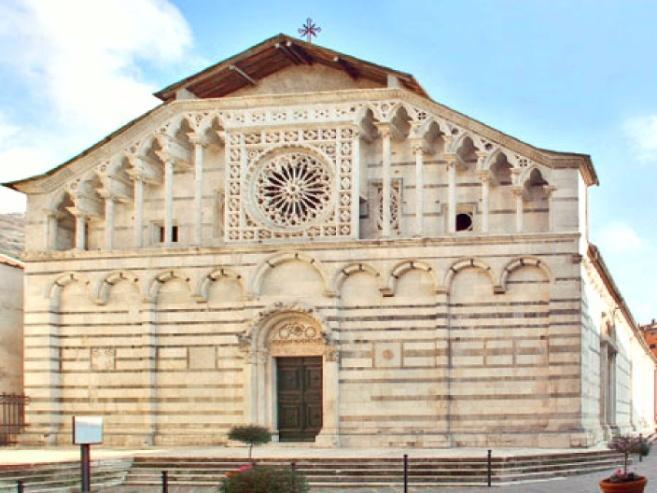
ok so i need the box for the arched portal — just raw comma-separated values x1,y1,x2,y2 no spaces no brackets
240,303,339,445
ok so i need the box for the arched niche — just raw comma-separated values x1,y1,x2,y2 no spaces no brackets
338,264,386,305
239,302,339,446
522,168,551,232
251,252,333,298
390,260,438,298
49,191,76,251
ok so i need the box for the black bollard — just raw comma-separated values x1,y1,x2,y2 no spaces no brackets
161,470,168,493
16,480,23,493
487,449,492,487
403,454,408,493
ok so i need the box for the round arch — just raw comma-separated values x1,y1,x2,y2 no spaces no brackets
196,267,246,302
96,270,141,305
388,260,439,295
249,251,334,297
146,269,193,302
499,256,552,291
443,258,500,295
238,301,339,446
332,262,388,296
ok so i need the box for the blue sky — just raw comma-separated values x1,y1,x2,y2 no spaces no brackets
0,0,655,321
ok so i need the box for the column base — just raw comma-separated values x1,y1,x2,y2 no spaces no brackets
315,428,339,447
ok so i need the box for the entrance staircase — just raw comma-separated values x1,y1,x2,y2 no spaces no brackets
123,450,625,488
0,459,132,493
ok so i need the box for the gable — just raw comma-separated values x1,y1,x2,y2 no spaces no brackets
155,33,426,101
230,63,383,98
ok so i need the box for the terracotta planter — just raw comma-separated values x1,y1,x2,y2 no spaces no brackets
599,476,647,493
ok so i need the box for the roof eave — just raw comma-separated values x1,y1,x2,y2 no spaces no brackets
154,33,428,101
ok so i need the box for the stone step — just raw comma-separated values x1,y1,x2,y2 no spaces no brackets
126,458,621,477
0,460,132,493
122,452,625,488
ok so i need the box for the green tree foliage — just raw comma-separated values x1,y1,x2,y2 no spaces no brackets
221,466,309,493
227,425,272,459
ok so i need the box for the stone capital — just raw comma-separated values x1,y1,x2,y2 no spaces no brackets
374,121,404,141
410,137,431,154
477,169,492,183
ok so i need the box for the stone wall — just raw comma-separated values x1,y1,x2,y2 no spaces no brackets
0,259,23,395
20,233,607,448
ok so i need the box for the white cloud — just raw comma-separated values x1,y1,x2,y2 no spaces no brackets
0,0,194,212
595,221,644,254
624,114,657,162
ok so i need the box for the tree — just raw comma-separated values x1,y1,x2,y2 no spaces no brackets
227,425,272,460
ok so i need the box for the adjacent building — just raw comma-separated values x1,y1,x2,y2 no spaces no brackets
3,35,655,448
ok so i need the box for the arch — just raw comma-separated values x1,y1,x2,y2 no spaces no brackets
250,251,334,297
197,112,225,135
367,101,405,123
519,164,550,188
96,270,141,305
196,267,246,302
246,142,336,176
48,272,95,307
241,301,333,354
389,260,439,295
238,301,338,444
146,269,193,302
499,256,552,292
443,258,499,294
136,133,163,159
333,262,389,296
447,131,477,154
480,147,507,171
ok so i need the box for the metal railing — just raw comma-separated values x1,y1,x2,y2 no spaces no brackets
0,394,29,445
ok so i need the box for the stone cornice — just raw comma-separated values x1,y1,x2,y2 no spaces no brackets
20,231,581,265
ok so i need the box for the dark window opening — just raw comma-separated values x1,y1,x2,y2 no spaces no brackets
456,213,473,232
650,344,656,349
159,225,179,243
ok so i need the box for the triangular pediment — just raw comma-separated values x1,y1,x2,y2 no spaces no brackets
155,33,428,101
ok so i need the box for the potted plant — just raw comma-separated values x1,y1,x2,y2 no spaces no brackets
227,425,272,460
600,435,651,493
220,465,309,493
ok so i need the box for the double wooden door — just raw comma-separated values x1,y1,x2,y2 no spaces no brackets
276,356,323,442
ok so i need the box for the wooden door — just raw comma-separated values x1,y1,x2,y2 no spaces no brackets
277,356,323,442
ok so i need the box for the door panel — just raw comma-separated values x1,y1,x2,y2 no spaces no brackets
277,356,323,442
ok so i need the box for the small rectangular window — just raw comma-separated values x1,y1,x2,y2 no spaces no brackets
157,225,179,243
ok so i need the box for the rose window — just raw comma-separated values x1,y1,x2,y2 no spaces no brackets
254,152,333,229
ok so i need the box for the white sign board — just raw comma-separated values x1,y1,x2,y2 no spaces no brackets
72,416,103,445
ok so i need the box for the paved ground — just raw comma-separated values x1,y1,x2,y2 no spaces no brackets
0,444,609,464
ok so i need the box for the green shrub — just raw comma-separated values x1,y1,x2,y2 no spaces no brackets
220,465,309,493
227,425,272,459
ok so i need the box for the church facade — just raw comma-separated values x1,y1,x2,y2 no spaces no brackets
5,35,655,448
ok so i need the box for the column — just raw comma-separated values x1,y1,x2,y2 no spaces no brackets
447,158,457,234
133,178,144,248
141,301,158,444
413,143,424,236
74,214,87,250
351,131,361,239
104,196,115,250
192,139,205,246
45,211,58,250
316,348,340,446
513,187,524,233
164,160,174,244
544,185,556,232
479,171,490,233
381,126,392,237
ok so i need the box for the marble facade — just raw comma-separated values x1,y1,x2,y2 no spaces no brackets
4,35,655,448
